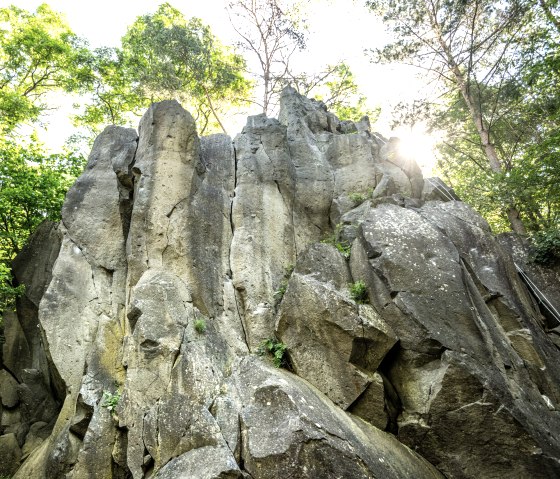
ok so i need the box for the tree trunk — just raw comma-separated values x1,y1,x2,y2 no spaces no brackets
203,86,228,135
428,3,527,234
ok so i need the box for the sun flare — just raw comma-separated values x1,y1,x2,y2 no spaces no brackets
392,127,440,177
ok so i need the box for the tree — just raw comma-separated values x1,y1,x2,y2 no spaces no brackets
366,0,531,233
538,0,560,33
80,3,252,135
425,0,560,238
0,3,93,135
73,46,147,135
0,140,85,315
0,4,93,316
227,0,306,115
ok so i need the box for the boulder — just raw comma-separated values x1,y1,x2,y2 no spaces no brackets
277,243,397,414
216,357,443,479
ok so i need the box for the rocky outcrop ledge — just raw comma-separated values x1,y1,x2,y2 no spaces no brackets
1,88,560,478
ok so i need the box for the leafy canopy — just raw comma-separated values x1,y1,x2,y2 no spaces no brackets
0,140,85,315
0,3,92,134
80,3,252,135
0,4,91,317
366,0,560,236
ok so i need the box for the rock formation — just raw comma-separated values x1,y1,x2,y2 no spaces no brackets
1,87,560,478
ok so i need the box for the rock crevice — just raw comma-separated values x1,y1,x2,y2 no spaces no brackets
2,88,560,479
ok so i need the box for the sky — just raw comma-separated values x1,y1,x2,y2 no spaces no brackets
1,0,439,173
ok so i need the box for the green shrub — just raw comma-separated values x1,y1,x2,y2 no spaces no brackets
349,280,368,304
258,337,288,368
194,318,207,334
0,263,25,323
530,229,560,266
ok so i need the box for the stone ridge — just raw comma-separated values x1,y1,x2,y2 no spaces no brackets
1,87,559,479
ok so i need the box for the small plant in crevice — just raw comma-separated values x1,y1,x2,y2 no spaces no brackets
194,318,207,334
273,282,288,301
348,192,366,205
257,337,288,368
274,264,295,303
322,224,352,259
334,241,352,258
349,280,368,304
101,390,121,415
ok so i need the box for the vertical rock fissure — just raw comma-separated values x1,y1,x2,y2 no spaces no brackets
229,144,238,236
228,142,249,348
118,139,139,243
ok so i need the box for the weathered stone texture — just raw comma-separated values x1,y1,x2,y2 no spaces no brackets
2,87,559,479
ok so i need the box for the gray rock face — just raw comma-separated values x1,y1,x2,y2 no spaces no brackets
2,88,559,479
276,243,397,422
350,200,560,478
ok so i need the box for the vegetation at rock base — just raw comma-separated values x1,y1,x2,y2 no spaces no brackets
257,337,288,368
530,229,560,266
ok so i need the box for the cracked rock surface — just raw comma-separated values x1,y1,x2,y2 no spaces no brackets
1,88,560,478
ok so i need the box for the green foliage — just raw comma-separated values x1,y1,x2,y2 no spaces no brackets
0,142,84,254
0,141,85,316
79,3,252,135
530,229,560,265
431,13,560,233
257,337,288,368
74,46,147,134
0,263,24,320
322,224,352,259
194,318,207,334
0,4,93,134
349,280,368,304
0,5,90,318
101,390,121,413
320,63,379,122
289,62,379,123
273,264,295,302
348,192,367,204
367,0,560,234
